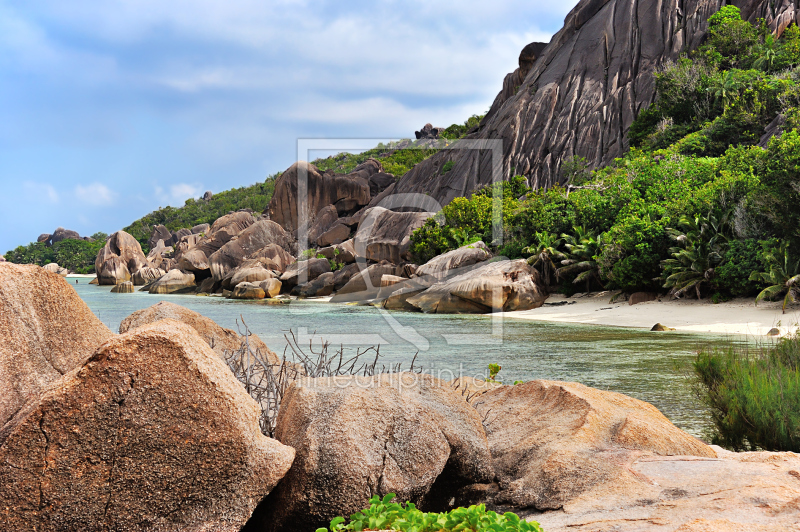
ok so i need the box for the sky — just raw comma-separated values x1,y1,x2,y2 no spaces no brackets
0,0,577,253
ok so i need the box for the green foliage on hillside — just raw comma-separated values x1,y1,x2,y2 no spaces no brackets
3,237,107,274
123,177,279,250
410,7,800,303
316,493,542,532
694,334,800,452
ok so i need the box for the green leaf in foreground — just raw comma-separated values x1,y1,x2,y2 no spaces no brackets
320,494,543,532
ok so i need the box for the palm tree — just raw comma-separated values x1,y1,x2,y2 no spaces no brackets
557,227,605,291
749,243,800,313
524,232,564,287
753,34,778,71
662,214,728,299
709,70,744,110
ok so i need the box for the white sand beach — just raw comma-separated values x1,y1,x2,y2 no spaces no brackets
499,293,800,338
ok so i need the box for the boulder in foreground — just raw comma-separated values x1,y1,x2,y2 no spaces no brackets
0,320,295,532
0,264,113,428
247,373,493,532
472,380,715,511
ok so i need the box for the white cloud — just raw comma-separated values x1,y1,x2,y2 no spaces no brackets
23,181,59,203
154,183,204,206
74,183,117,206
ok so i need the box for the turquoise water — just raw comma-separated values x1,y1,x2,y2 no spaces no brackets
69,278,740,438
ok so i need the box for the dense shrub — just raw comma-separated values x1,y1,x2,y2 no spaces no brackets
715,239,766,296
694,335,800,451
317,493,542,532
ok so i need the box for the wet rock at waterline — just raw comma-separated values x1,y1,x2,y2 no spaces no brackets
0,263,113,429
651,323,676,332
293,272,335,298
247,373,493,532
329,263,397,303
110,281,134,293
471,380,714,511
0,321,295,532
95,231,151,285
232,282,267,300
147,269,196,294
119,301,280,365
407,259,545,313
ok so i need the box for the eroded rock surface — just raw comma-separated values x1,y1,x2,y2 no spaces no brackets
249,373,493,532
95,231,151,285
354,207,433,264
0,320,295,532
0,264,113,428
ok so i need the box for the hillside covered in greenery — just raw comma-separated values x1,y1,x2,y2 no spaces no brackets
411,6,800,307
3,235,108,274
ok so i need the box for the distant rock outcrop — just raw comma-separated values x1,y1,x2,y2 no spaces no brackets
0,320,294,532
95,231,151,285
415,123,445,140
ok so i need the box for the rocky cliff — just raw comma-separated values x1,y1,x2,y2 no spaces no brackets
372,0,799,208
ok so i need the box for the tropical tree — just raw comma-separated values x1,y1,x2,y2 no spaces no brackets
557,227,606,291
753,34,778,71
523,232,564,287
662,214,729,299
709,70,744,110
749,242,800,313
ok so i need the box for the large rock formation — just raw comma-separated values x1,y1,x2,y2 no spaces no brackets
47,227,82,246
0,264,113,428
248,373,493,532
119,301,280,365
147,269,196,294
472,380,715,511
405,259,546,313
267,161,374,235
0,320,295,532
209,220,293,282
95,231,151,285
353,207,434,264
370,0,790,206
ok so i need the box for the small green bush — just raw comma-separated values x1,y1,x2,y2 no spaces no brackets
694,335,800,451
316,493,542,532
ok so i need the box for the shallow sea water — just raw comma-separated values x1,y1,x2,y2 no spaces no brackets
70,278,744,438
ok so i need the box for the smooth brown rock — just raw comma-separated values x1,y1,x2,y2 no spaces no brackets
630,292,658,305
231,267,275,288
48,227,81,246
307,205,340,245
131,267,165,286
0,264,113,429
407,259,545,313
148,224,173,249
267,161,371,234
247,243,296,273
354,207,433,264
329,263,397,302
191,223,210,235
415,241,493,280
95,231,151,285
259,279,282,298
0,320,295,532
43,263,68,276
110,281,134,293
651,323,675,332
251,373,493,532
294,272,335,298
232,283,267,300
534,448,800,532
147,269,196,294
279,258,331,291
473,380,714,512
209,220,293,282
177,248,210,273
119,301,279,365
316,223,350,247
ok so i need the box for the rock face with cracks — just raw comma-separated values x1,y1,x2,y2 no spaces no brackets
0,264,113,429
0,320,295,532
472,380,715,511
247,373,493,532
95,231,151,285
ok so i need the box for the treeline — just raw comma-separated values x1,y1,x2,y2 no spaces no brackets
3,236,107,274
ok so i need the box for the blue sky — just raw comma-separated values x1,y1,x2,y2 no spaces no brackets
0,0,576,252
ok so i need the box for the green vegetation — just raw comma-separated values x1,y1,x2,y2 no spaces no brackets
694,335,800,451
123,177,279,251
409,7,800,307
3,238,106,273
316,493,542,532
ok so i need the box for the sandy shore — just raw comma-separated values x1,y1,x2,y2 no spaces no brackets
498,293,800,338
